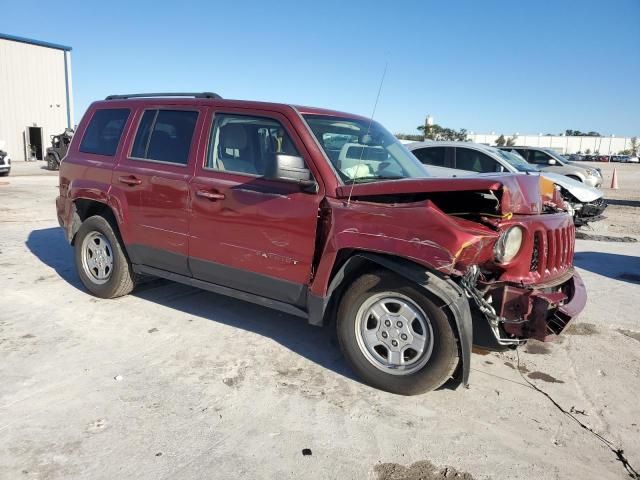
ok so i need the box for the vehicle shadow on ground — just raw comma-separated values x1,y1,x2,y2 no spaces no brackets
26,227,359,383
605,198,640,208
574,251,640,284
25,227,84,290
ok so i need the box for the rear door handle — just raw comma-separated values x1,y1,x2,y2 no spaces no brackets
196,189,225,201
118,175,142,186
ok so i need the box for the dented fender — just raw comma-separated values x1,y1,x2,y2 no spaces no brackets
309,197,499,298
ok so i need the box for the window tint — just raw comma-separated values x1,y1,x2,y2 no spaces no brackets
412,147,446,167
131,110,156,158
455,148,499,173
529,150,553,164
207,114,301,177
131,109,198,165
79,109,130,156
512,149,529,160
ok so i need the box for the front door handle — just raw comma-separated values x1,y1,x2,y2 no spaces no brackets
118,175,142,186
196,189,225,201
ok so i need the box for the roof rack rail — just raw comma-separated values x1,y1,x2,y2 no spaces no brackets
105,92,222,100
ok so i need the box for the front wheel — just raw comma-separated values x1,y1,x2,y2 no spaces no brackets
337,271,458,395
74,215,136,298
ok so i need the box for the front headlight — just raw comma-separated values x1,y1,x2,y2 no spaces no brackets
494,226,524,263
586,168,599,176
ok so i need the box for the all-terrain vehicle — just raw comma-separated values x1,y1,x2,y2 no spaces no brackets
57,93,587,395
46,128,74,170
0,149,10,176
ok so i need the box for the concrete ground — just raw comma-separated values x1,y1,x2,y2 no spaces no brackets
1,161,639,480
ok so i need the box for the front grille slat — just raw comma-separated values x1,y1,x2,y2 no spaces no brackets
532,223,575,280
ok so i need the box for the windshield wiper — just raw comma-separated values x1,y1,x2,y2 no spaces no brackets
349,175,405,183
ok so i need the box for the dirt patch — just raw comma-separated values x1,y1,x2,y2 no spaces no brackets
471,346,490,356
504,361,529,373
524,341,551,354
374,460,475,480
527,371,564,383
575,232,637,242
565,323,598,336
617,329,640,343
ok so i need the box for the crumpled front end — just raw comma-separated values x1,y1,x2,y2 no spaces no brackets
458,211,587,345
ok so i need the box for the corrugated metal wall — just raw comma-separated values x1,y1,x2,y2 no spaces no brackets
0,39,70,161
468,133,637,155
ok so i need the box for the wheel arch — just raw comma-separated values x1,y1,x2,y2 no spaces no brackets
566,174,584,183
70,198,120,245
309,250,472,387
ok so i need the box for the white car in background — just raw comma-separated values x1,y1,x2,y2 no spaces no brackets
407,141,607,226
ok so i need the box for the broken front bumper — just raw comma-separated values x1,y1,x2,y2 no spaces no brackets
574,199,607,227
488,270,587,342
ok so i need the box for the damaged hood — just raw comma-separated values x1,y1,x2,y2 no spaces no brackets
424,166,603,204
335,175,550,215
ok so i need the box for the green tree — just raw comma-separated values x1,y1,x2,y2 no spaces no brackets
585,148,591,154
495,134,506,146
416,123,469,141
630,136,638,155
506,135,518,147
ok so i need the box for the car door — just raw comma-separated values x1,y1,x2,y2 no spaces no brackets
112,107,205,275
188,108,323,306
528,149,565,174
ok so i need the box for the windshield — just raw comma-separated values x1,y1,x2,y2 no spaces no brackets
542,149,568,165
303,115,429,183
494,149,539,172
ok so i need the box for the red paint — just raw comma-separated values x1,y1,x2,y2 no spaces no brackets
57,96,587,342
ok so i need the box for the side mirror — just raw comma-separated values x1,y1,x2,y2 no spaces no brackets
273,154,317,192
548,158,557,165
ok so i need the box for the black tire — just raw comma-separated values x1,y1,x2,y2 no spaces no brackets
46,154,59,171
337,271,458,395
74,215,135,298
0,171,8,177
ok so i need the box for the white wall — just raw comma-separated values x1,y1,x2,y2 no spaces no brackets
0,39,71,161
468,133,637,154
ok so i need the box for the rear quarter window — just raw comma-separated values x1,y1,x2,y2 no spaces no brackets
79,109,130,156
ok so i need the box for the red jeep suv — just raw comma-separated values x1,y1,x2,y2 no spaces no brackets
57,92,586,395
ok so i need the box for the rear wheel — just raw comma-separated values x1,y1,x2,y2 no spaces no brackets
46,154,58,171
74,215,135,298
337,271,458,395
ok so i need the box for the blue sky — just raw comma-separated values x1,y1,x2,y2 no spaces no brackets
4,0,639,136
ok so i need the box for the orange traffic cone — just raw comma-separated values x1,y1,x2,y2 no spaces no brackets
611,168,619,189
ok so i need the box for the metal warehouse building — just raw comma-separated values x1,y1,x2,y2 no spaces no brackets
0,33,73,162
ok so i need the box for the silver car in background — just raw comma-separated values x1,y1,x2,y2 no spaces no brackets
498,146,602,187
407,141,607,226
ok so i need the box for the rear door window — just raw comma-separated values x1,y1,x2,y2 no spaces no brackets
412,147,447,167
79,109,130,156
455,148,500,172
131,109,198,165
